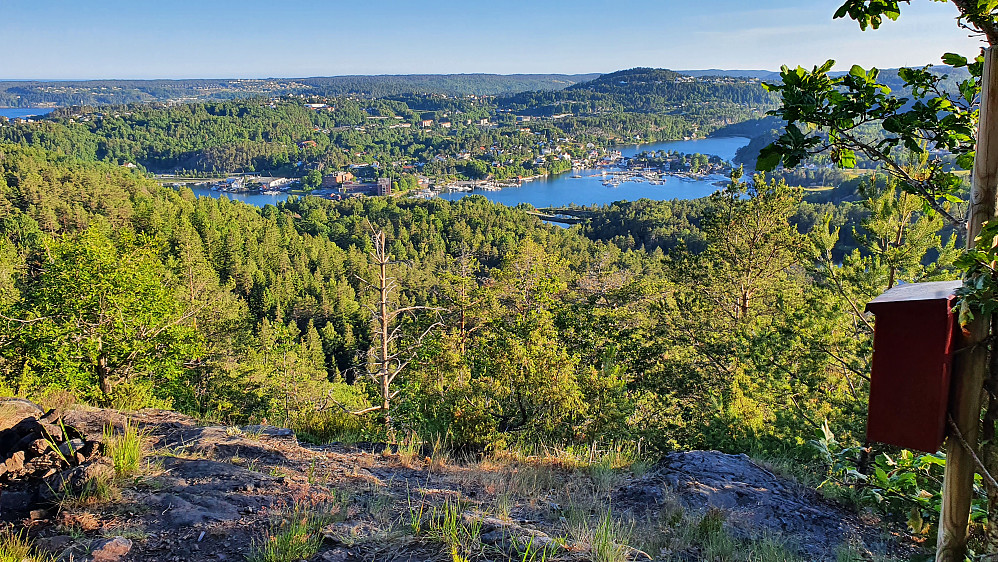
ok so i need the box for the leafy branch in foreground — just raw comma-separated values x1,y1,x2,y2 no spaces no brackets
757,56,978,230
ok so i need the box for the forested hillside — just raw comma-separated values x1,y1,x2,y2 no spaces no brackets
0,74,601,107
0,70,775,177
0,145,957,459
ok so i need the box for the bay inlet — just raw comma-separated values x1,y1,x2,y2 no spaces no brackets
183,136,750,209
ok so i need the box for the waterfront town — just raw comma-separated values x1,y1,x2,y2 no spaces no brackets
157,145,733,201
0,94,736,202
147,98,733,200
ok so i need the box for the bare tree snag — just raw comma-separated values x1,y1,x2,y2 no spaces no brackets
345,228,441,436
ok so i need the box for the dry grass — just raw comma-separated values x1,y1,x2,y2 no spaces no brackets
423,443,837,562
247,493,345,562
51,470,120,513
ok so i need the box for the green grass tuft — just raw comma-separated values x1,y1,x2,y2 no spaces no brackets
103,421,146,477
0,529,51,562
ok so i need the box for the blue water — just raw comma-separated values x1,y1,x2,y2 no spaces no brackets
183,188,289,208
182,136,749,209
439,137,748,208
0,107,55,119
617,137,747,160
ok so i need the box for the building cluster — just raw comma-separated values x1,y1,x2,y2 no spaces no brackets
198,175,293,193
320,172,391,196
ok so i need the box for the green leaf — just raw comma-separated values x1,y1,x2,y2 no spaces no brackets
875,466,889,484
835,148,857,168
908,508,925,534
956,152,976,171
755,144,782,171
942,53,968,67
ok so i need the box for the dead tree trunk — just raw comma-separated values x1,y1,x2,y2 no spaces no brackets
350,229,441,439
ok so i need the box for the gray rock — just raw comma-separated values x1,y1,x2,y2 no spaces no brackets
632,450,871,560
41,457,114,498
321,548,350,561
0,489,34,514
239,424,295,437
39,420,63,442
91,536,132,562
29,438,51,455
1,417,45,454
0,398,42,432
150,492,241,526
59,438,86,458
4,450,25,472
35,535,74,555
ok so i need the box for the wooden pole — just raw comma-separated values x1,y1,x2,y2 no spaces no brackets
937,46,998,562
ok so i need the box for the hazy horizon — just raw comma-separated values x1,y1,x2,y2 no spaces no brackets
0,67,952,83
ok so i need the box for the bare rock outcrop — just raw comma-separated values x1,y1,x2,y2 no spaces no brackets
617,450,895,560
0,398,106,516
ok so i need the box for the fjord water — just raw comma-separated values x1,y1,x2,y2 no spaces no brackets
440,136,749,208
186,136,749,209
0,108,55,119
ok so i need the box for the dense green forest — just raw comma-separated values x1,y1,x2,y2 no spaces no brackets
0,144,958,458
0,74,601,107
0,56,978,548
0,68,775,178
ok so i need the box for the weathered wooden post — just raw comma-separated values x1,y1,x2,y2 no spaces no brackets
937,45,998,562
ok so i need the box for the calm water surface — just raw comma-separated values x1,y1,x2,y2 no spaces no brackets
442,136,748,208
184,137,749,209
0,108,55,119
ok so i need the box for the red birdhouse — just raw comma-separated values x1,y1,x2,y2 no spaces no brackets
865,280,962,453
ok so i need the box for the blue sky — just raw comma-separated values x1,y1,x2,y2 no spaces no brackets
0,0,984,79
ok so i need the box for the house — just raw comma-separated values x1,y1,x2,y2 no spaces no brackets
440,121,452,128
304,103,328,109
340,178,392,196
256,177,291,189
298,140,317,148
322,171,355,187
421,119,434,127
377,177,391,196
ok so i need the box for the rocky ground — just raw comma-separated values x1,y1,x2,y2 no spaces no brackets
0,399,912,561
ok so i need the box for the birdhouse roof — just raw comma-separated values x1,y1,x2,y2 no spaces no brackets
867,280,962,308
